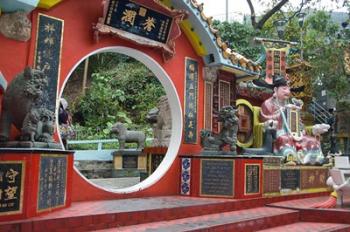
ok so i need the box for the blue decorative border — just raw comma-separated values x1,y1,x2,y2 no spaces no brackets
180,158,191,195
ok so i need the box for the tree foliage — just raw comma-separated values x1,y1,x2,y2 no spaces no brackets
64,53,165,139
213,9,350,101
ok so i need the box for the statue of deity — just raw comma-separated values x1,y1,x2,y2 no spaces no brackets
259,75,329,165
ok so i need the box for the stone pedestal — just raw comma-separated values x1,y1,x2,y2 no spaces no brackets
112,150,146,178
0,149,73,222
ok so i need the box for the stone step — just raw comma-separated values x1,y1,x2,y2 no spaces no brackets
0,194,332,232
96,207,299,232
258,222,350,232
0,196,261,232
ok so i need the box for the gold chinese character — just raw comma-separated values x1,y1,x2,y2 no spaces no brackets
121,9,137,26
0,172,3,182
44,23,55,33
308,175,315,184
187,112,194,118
44,36,55,46
188,131,194,139
139,7,147,17
143,17,156,32
188,121,194,129
319,174,325,183
4,186,17,200
188,102,194,109
189,73,195,81
6,169,18,184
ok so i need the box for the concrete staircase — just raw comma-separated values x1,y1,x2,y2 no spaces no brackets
1,194,350,232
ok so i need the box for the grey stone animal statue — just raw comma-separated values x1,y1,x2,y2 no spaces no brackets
0,67,56,144
200,106,238,153
243,120,277,155
146,96,172,147
20,107,55,143
111,122,146,150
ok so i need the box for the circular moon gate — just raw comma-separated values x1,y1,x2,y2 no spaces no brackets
59,46,183,194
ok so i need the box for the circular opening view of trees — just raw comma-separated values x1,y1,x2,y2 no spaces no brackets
59,52,170,190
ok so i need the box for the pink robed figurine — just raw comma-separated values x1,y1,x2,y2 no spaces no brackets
259,75,329,165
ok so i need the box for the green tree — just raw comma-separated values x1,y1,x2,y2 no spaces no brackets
214,10,350,101
64,53,165,140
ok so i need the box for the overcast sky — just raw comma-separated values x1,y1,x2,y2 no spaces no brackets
198,0,348,21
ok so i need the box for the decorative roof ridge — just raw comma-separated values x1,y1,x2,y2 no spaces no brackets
188,0,261,73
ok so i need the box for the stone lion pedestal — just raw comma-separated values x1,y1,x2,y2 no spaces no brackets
112,150,147,180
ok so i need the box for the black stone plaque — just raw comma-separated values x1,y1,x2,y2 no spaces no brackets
245,164,260,194
184,58,198,144
105,0,172,44
122,155,138,169
0,162,24,214
151,154,164,173
200,159,234,197
281,169,300,190
34,14,64,111
38,155,67,211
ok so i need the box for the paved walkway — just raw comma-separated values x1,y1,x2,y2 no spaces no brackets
89,177,140,189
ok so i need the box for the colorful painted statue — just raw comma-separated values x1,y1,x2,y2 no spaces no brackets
259,75,329,165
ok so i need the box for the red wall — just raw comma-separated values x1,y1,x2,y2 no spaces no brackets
0,0,205,201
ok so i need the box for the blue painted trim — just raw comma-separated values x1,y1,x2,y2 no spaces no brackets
0,71,7,91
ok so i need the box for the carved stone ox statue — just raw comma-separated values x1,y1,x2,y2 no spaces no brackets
111,122,146,150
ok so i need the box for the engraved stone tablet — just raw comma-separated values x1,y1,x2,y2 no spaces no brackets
122,155,138,169
200,159,234,197
281,169,300,190
38,155,67,211
245,164,260,194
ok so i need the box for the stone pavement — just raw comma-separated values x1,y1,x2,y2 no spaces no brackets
89,177,140,189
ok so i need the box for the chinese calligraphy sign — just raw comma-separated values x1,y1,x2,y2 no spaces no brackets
34,14,64,111
184,58,198,144
245,164,260,195
38,155,67,211
0,161,24,215
105,0,172,44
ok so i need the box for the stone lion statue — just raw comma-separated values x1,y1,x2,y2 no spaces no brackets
146,96,172,147
111,122,146,150
20,107,55,143
200,106,238,153
0,67,56,144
